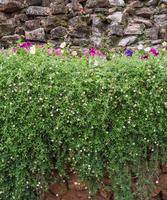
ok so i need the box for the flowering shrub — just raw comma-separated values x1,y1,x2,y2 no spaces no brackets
0,43,167,200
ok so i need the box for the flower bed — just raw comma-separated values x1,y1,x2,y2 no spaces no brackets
1,42,167,200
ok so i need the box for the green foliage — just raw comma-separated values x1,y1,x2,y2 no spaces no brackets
0,51,167,200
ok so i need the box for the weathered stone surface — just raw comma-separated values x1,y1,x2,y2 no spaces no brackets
109,0,125,6
25,19,41,30
0,11,7,22
0,23,15,38
16,0,42,6
107,12,124,24
0,1,23,13
41,15,68,33
159,27,167,39
151,39,162,45
15,26,25,35
86,0,110,8
123,6,135,15
145,26,159,40
50,26,67,39
160,0,167,4
67,2,83,13
72,38,89,46
14,13,28,23
69,27,90,38
133,17,153,28
128,0,143,8
42,0,55,6
69,16,87,28
25,27,45,41
136,7,155,18
7,17,21,27
26,6,50,16
91,15,103,28
1,34,22,47
50,2,66,14
160,5,167,14
146,0,158,6
124,23,145,35
91,27,102,44
107,23,123,36
154,14,167,27
94,8,109,14
118,36,137,46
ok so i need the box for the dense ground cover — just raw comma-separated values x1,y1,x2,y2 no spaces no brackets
1,43,167,200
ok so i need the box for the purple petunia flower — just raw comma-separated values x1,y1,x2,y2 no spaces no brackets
124,49,134,57
84,48,89,57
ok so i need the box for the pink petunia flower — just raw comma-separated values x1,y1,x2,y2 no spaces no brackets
11,47,17,54
48,48,54,56
54,48,62,56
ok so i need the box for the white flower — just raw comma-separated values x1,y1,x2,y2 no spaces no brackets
60,42,66,49
144,47,151,52
162,41,167,46
29,45,36,54
137,44,144,50
71,51,77,56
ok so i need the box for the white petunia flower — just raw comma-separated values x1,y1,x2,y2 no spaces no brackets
29,45,36,54
71,51,77,56
144,47,151,52
137,44,144,50
162,41,167,46
60,42,66,49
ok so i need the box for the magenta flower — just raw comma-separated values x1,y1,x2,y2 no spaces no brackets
20,41,32,50
149,47,159,56
84,48,106,59
124,49,134,57
90,48,96,57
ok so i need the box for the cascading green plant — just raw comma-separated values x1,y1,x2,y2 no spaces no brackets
0,49,167,200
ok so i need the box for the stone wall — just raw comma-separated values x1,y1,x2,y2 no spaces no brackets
0,0,167,48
